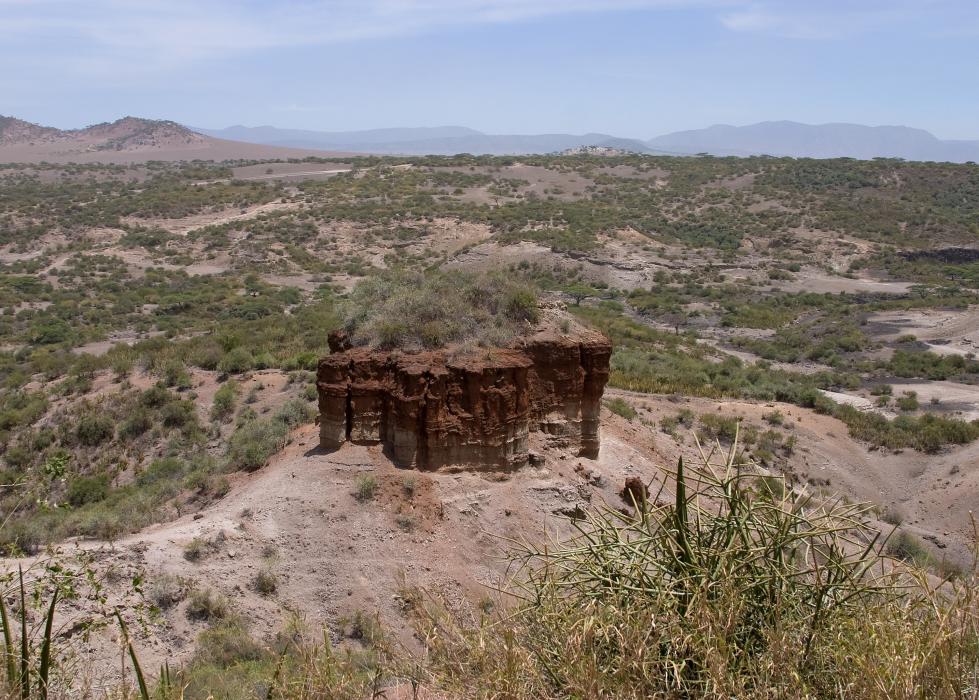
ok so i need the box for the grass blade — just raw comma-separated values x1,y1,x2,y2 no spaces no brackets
36,586,57,700
114,610,149,700
0,579,16,691
18,568,27,700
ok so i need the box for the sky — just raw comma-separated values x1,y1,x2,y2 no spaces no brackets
2,0,978,139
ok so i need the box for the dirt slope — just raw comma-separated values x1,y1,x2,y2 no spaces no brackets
7,385,979,691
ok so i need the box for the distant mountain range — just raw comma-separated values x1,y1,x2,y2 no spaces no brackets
193,124,660,157
647,121,979,161
198,120,979,162
3,115,978,163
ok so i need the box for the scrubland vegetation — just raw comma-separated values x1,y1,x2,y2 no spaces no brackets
1,153,979,696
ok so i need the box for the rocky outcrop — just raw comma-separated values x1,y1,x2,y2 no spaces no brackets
317,328,611,470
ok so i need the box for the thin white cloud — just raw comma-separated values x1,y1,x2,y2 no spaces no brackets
0,0,710,64
1,0,974,79
718,0,977,40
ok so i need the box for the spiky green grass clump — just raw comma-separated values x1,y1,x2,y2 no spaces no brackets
416,439,979,699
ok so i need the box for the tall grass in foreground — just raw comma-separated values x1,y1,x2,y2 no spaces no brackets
4,435,979,698
416,437,979,699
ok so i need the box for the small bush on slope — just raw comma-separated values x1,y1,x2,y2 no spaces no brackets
604,397,637,420
227,398,315,471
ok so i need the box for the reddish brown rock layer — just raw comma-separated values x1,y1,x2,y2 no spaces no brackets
317,330,611,470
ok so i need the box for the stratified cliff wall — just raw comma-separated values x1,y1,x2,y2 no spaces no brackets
317,328,611,470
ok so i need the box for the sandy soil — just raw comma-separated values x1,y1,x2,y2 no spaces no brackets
128,200,302,237
889,379,979,421
865,308,979,357
776,269,913,295
9,410,673,692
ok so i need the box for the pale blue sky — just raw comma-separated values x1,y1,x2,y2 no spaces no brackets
2,1,978,138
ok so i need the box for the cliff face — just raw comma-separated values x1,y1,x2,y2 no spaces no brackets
317,329,611,470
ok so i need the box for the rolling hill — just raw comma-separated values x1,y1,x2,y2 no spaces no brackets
0,116,351,163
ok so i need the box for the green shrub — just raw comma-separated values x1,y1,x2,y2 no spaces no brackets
886,530,932,568
3,444,31,469
254,569,277,595
227,417,288,471
136,457,188,488
162,360,193,390
697,413,741,444
140,385,173,408
402,476,417,497
211,380,240,421
344,610,382,646
193,620,268,668
354,474,378,502
66,474,110,507
160,399,196,428
420,451,979,697
276,398,316,428
119,408,152,438
303,383,318,402
218,347,254,375
896,391,919,412
762,410,784,426
605,397,637,421
887,349,979,381
205,475,231,498
184,537,211,562
186,588,229,621
76,414,114,446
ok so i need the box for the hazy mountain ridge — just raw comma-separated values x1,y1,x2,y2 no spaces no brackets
647,121,979,161
195,124,659,156
200,120,979,161
4,116,978,161
201,125,483,148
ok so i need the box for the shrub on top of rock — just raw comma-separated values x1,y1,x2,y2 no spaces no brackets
342,269,540,351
